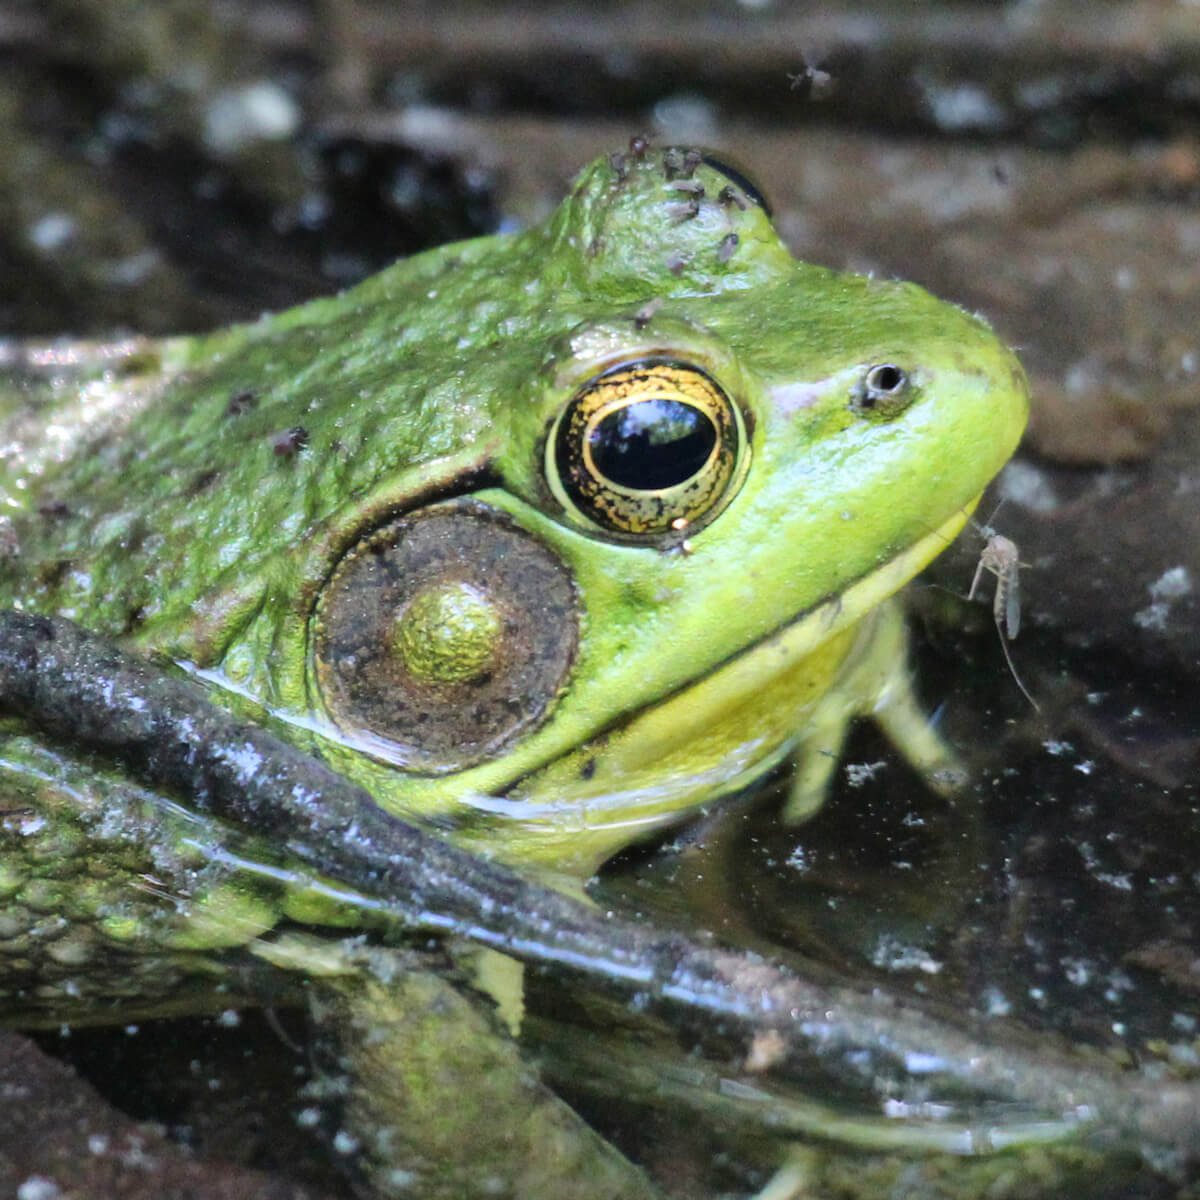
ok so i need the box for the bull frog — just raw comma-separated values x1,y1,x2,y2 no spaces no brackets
0,144,1026,1043
0,141,1034,1194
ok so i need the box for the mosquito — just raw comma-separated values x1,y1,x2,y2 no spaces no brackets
968,508,1039,711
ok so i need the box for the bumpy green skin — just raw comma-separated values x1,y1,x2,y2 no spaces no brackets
0,147,1028,1006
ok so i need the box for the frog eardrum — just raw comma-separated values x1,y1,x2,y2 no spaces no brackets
314,503,578,772
550,358,743,536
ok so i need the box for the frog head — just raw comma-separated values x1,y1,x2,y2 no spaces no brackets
5,145,1028,874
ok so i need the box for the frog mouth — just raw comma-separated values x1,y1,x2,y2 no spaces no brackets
453,499,979,867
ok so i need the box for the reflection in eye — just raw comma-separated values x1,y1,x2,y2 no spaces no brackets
589,398,718,491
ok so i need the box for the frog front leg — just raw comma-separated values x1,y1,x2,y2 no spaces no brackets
783,599,966,823
290,936,659,1200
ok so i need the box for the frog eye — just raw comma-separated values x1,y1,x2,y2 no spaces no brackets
313,503,578,772
550,358,743,537
851,363,912,418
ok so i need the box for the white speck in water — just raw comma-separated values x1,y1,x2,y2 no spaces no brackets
980,986,1012,1017
333,1130,360,1155
1073,760,1095,775
652,93,719,141
204,81,299,155
1135,567,1192,630
1043,740,1074,757
903,1051,950,1074
1149,566,1192,600
218,741,263,782
18,1179,61,1200
998,458,1060,514
1169,1042,1200,1070
87,1134,109,1155
117,1133,155,1169
870,935,942,975
27,213,76,251
919,80,1008,133
296,1106,321,1128
785,846,814,873
217,1009,241,1028
101,248,162,287
1061,957,1093,986
1104,970,1135,1002
1133,602,1168,630
883,1097,955,1120
844,760,887,787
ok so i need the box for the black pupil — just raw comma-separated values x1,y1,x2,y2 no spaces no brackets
590,398,716,490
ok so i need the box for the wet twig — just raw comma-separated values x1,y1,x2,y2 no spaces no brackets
1,609,1198,1160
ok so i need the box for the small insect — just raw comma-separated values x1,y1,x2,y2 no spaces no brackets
225,387,257,417
272,425,309,456
664,198,702,223
665,252,689,276
718,184,749,211
787,62,834,100
633,297,664,329
661,147,701,180
968,513,1039,710
970,527,1022,639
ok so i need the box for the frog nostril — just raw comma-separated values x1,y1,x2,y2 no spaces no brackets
851,363,912,419
865,364,906,395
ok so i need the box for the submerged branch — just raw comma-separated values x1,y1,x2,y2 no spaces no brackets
1,609,1197,1160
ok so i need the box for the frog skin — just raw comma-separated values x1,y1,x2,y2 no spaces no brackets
0,145,1028,1017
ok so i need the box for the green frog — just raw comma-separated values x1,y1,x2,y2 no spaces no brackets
0,141,1039,1196
0,143,1026,1013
